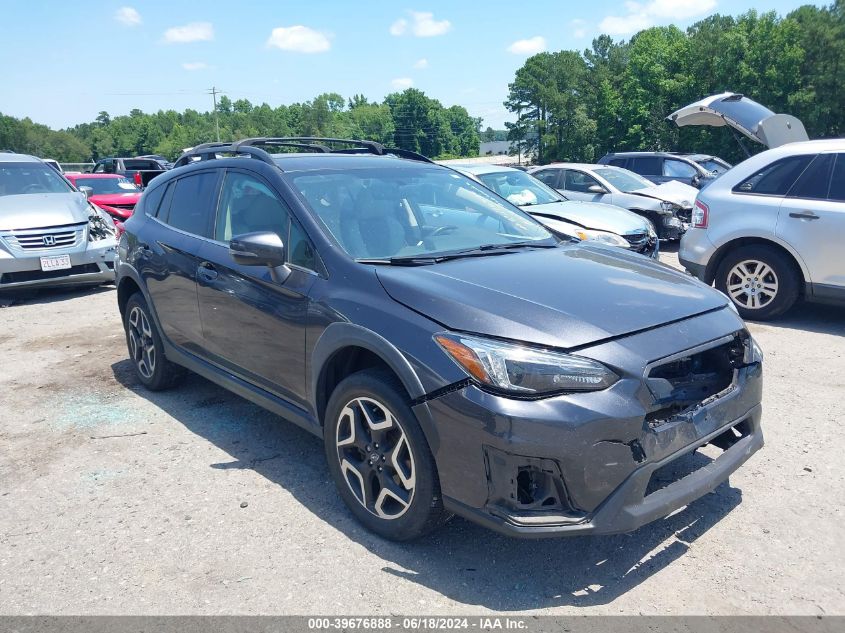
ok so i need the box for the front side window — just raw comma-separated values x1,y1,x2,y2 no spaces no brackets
564,170,601,193
734,155,814,196
593,168,654,193
532,169,560,188
0,163,75,196
477,170,560,206
162,171,218,236
663,159,698,179
214,171,290,242
291,166,551,261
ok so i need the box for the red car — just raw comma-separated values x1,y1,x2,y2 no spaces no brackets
65,173,141,221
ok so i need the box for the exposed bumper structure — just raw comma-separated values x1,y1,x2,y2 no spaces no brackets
417,310,763,538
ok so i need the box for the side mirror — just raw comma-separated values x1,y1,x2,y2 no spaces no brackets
587,184,607,194
79,186,94,199
229,231,290,283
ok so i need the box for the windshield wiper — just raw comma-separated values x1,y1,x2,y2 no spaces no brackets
357,241,558,266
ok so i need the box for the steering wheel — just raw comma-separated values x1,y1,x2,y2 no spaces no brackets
23,184,47,194
429,225,458,237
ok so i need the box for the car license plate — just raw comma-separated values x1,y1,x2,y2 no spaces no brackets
40,254,72,271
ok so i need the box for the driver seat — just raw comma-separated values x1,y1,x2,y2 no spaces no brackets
341,187,407,259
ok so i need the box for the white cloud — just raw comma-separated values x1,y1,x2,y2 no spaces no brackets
506,36,547,55
389,18,408,36
391,77,414,90
114,7,141,27
163,22,214,44
181,62,208,71
599,0,717,36
390,11,451,37
266,25,331,53
413,58,429,69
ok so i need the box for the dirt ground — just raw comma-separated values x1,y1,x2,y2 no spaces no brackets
1,249,843,615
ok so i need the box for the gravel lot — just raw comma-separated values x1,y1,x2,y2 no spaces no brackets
1,248,843,616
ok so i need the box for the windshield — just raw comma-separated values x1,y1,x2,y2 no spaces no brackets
0,163,75,196
696,158,732,174
73,177,140,195
593,168,655,193
476,170,561,206
291,166,553,261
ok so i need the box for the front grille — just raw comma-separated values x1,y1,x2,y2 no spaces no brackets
1,224,85,252
644,334,747,427
105,203,135,211
0,264,99,285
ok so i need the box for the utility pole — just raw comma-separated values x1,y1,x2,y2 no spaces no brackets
209,86,221,142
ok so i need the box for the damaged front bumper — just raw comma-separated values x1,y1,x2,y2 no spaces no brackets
416,313,763,538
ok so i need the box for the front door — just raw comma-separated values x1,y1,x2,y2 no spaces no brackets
777,153,845,294
196,168,316,407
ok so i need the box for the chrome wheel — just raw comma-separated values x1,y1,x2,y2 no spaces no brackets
127,305,156,379
726,259,779,311
335,397,416,520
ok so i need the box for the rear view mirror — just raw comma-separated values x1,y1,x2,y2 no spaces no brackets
587,184,607,194
79,186,94,199
229,231,290,283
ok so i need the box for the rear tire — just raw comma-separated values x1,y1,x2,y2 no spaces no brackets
323,369,448,541
715,245,800,320
123,292,186,390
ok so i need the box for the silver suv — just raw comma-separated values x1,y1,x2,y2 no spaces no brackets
679,139,845,319
0,153,117,290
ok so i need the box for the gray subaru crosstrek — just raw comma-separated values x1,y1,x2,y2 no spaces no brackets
115,138,763,541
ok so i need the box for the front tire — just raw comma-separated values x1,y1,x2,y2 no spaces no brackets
323,369,448,541
715,245,800,320
123,292,186,390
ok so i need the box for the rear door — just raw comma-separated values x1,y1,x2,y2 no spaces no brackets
196,167,316,407
777,153,845,294
138,170,221,355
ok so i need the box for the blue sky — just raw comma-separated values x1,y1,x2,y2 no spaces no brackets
0,0,824,130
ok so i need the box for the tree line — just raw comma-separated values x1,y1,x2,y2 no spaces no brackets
1,2,842,165
0,89,481,162
506,2,845,165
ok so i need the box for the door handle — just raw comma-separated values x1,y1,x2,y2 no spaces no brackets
789,211,820,220
197,262,218,282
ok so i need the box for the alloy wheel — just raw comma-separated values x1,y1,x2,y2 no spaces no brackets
127,305,156,379
335,397,416,520
726,259,779,311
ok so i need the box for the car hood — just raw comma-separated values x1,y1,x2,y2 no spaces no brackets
376,244,728,349
0,193,91,231
527,200,649,234
630,180,698,209
90,193,140,206
667,92,809,148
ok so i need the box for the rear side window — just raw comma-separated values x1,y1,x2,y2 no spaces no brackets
630,157,662,176
162,172,219,237
787,154,834,200
734,155,814,196
663,159,698,179
828,155,845,202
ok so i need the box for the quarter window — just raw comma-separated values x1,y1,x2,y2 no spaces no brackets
162,171,218,237
141,182,167,217
734,155,814,196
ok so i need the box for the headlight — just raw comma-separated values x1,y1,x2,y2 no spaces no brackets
88,204,116,241
434,333,619,395
574,229,630,248
660,201,681,214
647,222,657,238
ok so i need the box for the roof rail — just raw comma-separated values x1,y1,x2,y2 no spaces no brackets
174,136,435,168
